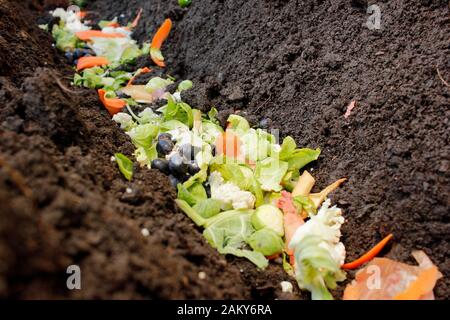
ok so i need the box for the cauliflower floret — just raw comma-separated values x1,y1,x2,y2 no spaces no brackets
209,172,255,210
52,8,90,33
289,199,346,265
112,112,133,130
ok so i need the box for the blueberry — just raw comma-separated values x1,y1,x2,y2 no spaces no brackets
151,158,170,175
188,161,200,175
73,59,78,66
118,13,126,25
168,153,188,175
73,49,81,59
158,133,173,142
156,139,174,157
64,51,73,62
168,175,179,188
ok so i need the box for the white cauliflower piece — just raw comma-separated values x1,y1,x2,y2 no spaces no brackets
209,172,256,210
289,199,346,265
52,8,90,33
112,112,133,130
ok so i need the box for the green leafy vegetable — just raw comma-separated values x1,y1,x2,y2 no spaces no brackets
293,195,317,217
203,210,268,269
247,228,284,256
255,157,288,192
159,95,194,128
177,80,193,92
193,198,222,218
279,136,297,160
251,204,284,236
114,153,133,181
227,114,250,132
175,199,206,226
287,148,321,171
127,123,159,148
52,24,79,51
177,182,207,206
178,0,192,8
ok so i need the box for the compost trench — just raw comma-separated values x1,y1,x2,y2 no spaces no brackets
0,0,448,299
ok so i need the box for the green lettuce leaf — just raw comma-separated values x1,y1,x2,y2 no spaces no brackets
193,198,222,219
227,114,250,132
287,148,321,171
127,123,159,148
159,95,194,128
255,157,288,192
177,182,207,206
52,24,79,51
114,153,133,181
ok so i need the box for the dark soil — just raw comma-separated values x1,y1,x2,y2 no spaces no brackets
0,0,448,299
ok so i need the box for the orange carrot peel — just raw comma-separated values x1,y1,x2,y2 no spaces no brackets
342,234,393,270
130,8,143,29
98,89,126,115
343,250,442,300
150,19,172,67
127,67,152,86
75,30,126,41
76,56,110,71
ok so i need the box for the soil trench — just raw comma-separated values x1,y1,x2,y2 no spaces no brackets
0,0,448,299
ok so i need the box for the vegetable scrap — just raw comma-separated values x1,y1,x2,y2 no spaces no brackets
150,19,172,67
344,250,442,300
76,56,110,71
341,233,393,270
44,6,441,300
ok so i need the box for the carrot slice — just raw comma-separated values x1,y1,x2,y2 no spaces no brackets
98,89,126,115
150,19,172,67
130,8,143,29
75,30,126,41
76,56,110,71
342,234,393,270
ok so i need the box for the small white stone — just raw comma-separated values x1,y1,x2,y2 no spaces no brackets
141,228,149,237
239,269,244,273
126,187,133,194
280,281,293,293
198,271,206,280
110,156,116,162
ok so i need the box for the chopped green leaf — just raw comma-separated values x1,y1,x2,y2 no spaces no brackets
114,153,133,181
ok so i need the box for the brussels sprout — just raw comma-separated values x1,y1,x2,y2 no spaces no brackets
247,228,284,256
251,204,284,236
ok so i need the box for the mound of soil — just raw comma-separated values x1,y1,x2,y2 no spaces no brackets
0,0,448,299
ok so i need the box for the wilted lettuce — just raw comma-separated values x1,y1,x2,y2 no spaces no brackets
255,157,288,192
